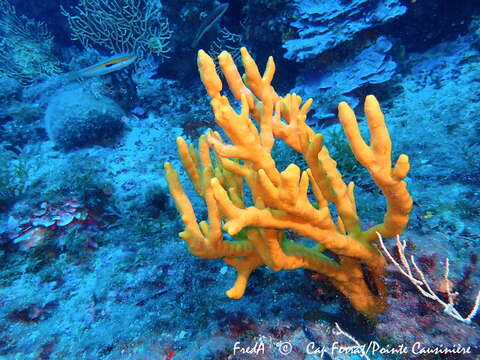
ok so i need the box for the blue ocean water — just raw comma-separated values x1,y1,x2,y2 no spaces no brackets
0,0,479,359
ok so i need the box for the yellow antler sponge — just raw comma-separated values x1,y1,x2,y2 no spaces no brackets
164,48,413,317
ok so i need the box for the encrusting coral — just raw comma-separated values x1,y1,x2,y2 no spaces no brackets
164,48,413,317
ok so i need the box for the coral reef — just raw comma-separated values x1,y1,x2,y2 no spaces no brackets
1,200,94,251
165,48,412,316
0,1,479,359
61,0,172,58
0,0,61,84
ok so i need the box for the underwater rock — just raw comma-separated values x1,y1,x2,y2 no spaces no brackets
283,0,406,62
295,36,397,122
0,77,22,103
44,84,125,150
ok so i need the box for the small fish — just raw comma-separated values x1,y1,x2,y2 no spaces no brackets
68,53,136,79
192,2,229,48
